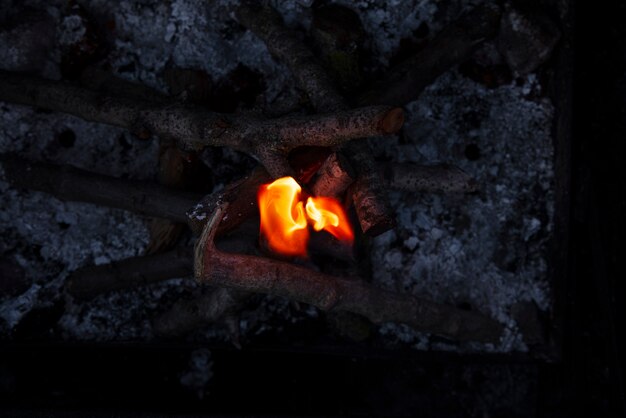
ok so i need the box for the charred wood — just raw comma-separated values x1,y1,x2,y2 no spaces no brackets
0,155,201,223
67,247,193,300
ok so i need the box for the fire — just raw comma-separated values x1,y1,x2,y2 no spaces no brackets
305,197,354,242
258,177,309,257
258,177,353,257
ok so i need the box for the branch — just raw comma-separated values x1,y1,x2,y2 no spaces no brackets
1,155,201,223
67,247,193,300
357,3,502,106
194,203,503,343
385,163,478,193
66,170,266,300
0,70,401,177
4,156,478,242
236,2,345,112
236,2,397,235
310,152,355,198
309,157,477,196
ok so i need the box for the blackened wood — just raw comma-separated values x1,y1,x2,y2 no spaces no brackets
0,156,201,223
357,3,502,107
67,247,193,300
385,163,478,193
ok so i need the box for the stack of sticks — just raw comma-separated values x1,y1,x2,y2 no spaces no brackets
0,2,505,344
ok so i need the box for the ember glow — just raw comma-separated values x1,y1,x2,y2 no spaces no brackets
258,177,354,257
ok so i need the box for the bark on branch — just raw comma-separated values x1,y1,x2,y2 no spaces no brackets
194,202,503,343
0,70,402,177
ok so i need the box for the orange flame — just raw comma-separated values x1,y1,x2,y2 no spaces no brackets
305,197,354,242
258,176,354,257
258,177,309,257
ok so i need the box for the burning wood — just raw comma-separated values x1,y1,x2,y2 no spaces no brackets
257,176,354,258
236,1,396,236
3,156,479,306
193,203,503,343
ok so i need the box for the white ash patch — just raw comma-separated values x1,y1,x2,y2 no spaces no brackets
370,71,554,352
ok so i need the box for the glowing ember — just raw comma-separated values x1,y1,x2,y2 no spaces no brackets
258,176,354,257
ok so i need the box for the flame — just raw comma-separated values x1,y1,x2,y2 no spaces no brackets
258,177,309,257
305,197,354,242
258,176,354,257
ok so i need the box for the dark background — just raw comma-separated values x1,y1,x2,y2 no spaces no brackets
1,0,625,416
